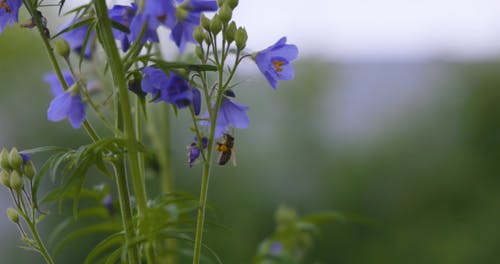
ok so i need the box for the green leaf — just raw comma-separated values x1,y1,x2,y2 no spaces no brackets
149,59,218,72
84,232,124,264
21,146,68,154
51,17,95,39
54,222,122,255
110,20,130,34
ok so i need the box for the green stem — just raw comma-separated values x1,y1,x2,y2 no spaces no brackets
24,1,100,142
93,1,151,262
192,57,227,264
113,161,141,264
27,221,55,264
94,0,147,217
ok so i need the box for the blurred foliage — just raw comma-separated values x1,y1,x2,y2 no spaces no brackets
2,25,500,263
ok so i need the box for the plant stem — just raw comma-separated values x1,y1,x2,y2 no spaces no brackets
24,2,100,142
27,221,55,264
94,0,147,218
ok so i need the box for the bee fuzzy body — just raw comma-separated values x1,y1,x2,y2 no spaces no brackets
216,134,235,166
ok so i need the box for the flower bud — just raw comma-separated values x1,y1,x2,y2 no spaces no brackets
217,0,224,6
10,170,23,192
6,208,19,224
275,205,297,227
23,160,36,180
0,148,10,171
0,170,10,188
235,27,248,50
227,0,238,9
55,39,70,58
9,148,23,170
225,21,236,43
218,4,232,24
201,14,211,31
210,15,222,35
176,6,189,22
195,46,204,60
193,26,205,44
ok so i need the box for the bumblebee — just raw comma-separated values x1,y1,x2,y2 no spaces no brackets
216,133,235,166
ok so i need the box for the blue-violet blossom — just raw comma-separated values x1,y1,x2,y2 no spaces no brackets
171,0,218,51
200,95,250,138
188,136,208,167
130,0,176,44
140,67,198,109
59,19,95,59
109,3,138,52
0,0,21,33
45,71,86,128
255,37,298,89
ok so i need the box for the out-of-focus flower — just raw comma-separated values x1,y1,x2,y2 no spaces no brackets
45,71,86,128
200,94,249,138
109,3,138,52
171,0,218,51
44,71,75,96
254,37,298,89
161,73,193,108
130,0,176,44
188,137,207,167
140,66,169,99
59,19,95,59
140,67,197,109
0,0,22,34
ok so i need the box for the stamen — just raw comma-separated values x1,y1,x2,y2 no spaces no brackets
273,59,286,73
0,0,12,14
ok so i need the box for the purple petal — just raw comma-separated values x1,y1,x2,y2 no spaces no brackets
47,92,72,122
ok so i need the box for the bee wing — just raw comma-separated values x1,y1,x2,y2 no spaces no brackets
231,148,237,167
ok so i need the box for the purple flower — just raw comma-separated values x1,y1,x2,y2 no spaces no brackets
140,67,197,109
255,37,298,89
188,136,207,167
19,153,30,164
269,241,283,256
44,71,75,96
192,87,201,115
141,66,169,99
171,0,217,51
59,19,95,59
45,71,86,128
187,0,218,13
130,0,176,44
102,194,113,215
109,3,138,52
0,0,22,34
200,96,250,138
130,14,160,44
162,73,193,108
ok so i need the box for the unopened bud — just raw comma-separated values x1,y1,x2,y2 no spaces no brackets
7,208,19,223
218,4,232,24
201,14,211,31
225,21,236,43
55,39,70,58
275,205,297,227
10,170,23,191
210,15,222,35
217,0,224,7
9,148,23,170
235,27,247,50
0,148,10,171
193,26,205,44
227,0,238,9
195,46,204,60
24,161,36,180
0,170,10,188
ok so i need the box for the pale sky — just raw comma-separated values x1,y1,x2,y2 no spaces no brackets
234,0,500,60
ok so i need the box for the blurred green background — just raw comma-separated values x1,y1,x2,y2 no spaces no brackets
2,20,500,264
